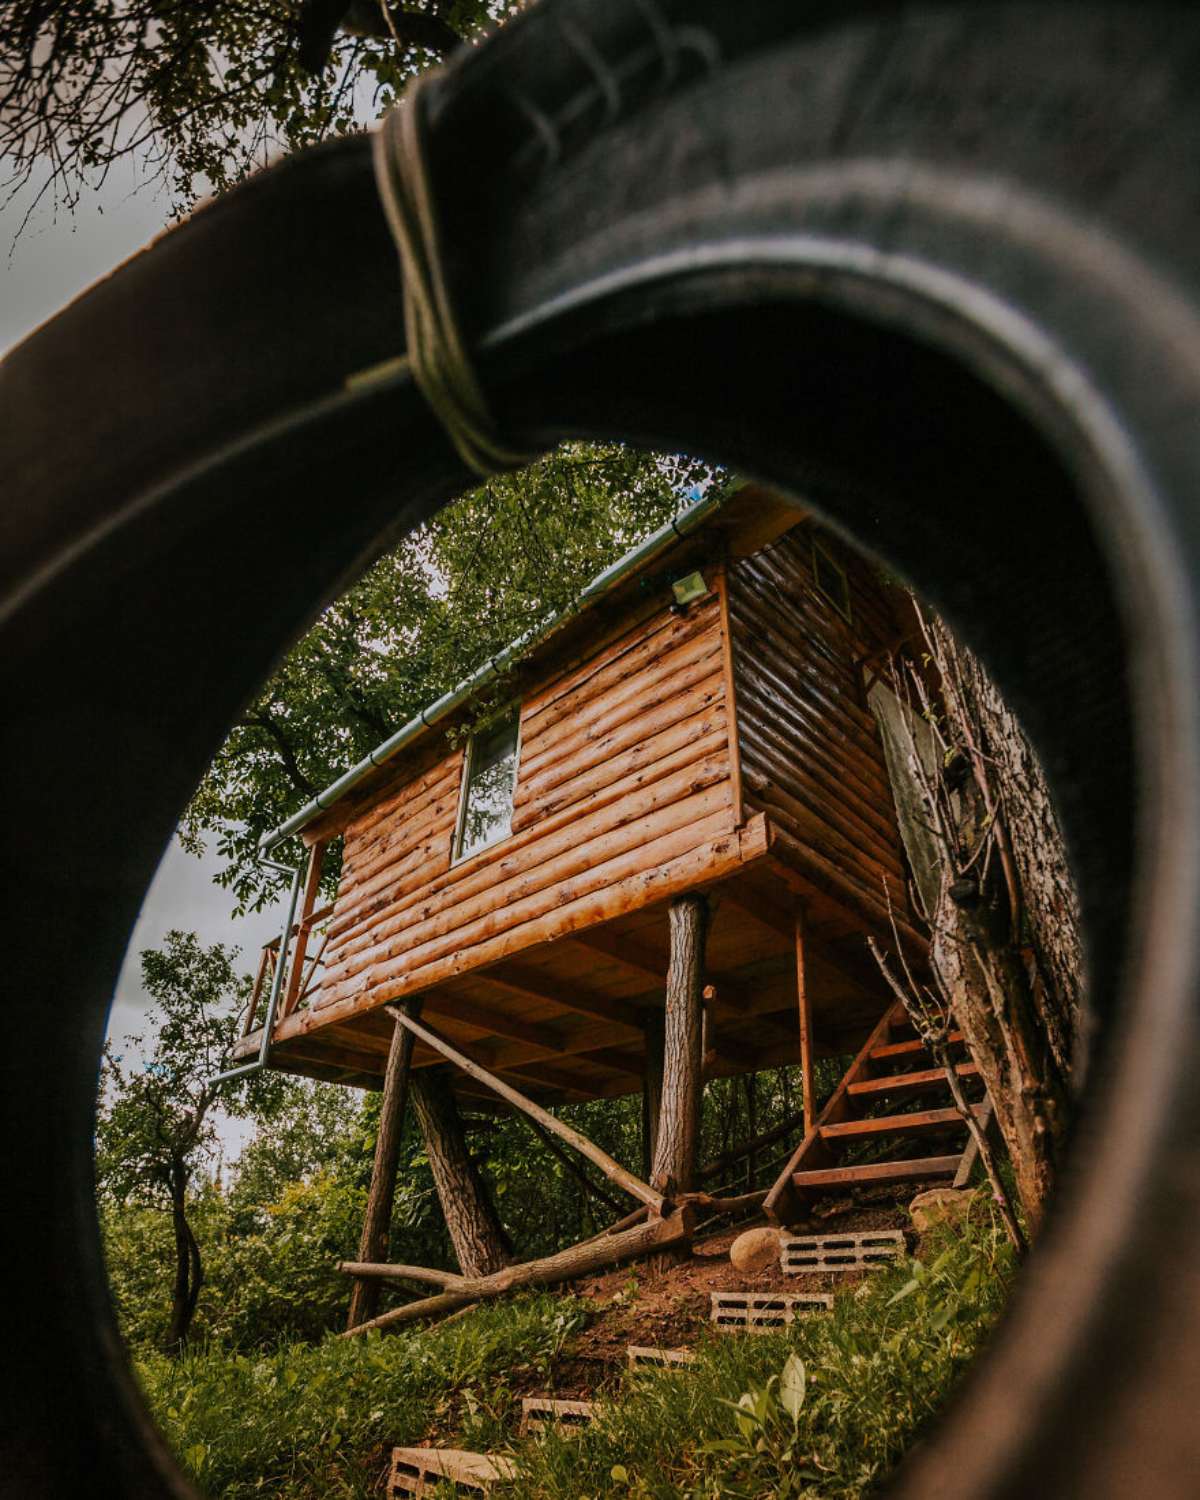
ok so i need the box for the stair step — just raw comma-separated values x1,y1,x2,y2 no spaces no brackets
390,1447,515,1496
820,1105,981,1143
780,1229,906,1274
519,1397,595,1436
870,1032,965,1064
627,1345,697,1371
848,1063,980,1101
792,1155,962,1190
711,1290,833,1331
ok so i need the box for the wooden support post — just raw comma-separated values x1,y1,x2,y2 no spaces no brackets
346,1000,420,1330
795,902,816,1135
650,894,709,1197
387,1006,665,1214
281,839,327,1019
641,1009,664,1181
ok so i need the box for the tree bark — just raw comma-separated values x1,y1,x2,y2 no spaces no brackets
409,1067,511,1278
165,1163,201,1354
346,1001,420,1330
924,613,1077,1230
930,898,1069,1232
932,617,1083,1079
650,894,709,1196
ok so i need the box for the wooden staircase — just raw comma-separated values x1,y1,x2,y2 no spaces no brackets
764,1001,993,1227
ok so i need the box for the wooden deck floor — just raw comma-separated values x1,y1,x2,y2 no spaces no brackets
237,846,906,1106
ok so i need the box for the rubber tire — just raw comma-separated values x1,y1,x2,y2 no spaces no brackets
3,3,1199,1495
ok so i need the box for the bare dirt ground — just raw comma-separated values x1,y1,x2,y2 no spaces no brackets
513,1199,913,1399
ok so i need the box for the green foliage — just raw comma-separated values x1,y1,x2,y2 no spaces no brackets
182,444,713,913
136,1293,586,1499
507,1211,1016,1499
103,1046,830,1355
98,931,300,1348
134,1213,1014,1498
97,933,291,1208
3,0,517,221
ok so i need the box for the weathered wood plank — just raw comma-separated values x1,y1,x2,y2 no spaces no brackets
320,790,735,1000
277,816,768,1039
325,756,733,977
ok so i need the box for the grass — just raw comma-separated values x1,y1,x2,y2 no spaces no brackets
502,1207,1016,1499
136,1296,586,1498
139,1206,1015,1499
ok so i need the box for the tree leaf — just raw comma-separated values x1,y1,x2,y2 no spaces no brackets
780,1352,807,1421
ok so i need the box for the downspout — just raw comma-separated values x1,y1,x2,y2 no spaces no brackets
210,856,304,1084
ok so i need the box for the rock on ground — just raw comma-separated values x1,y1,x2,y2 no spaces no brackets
729,1227,782,1273
908,1187,976,1232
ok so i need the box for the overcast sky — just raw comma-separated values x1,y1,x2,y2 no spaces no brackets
2,162,289,1104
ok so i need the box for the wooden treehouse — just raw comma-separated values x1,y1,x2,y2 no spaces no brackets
230,480,991,1325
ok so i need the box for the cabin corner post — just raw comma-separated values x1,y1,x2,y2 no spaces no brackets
650,893,710,1197
346,999,422,1331
714,560,745,828
794,901,816,1135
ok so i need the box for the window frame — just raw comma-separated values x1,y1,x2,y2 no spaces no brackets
812,536,853,623
451,704,523,865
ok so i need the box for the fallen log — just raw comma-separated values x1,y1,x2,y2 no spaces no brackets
341,1208,693,1336
337,1262,469,1290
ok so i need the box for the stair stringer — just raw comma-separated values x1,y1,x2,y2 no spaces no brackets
763,1000,905,1227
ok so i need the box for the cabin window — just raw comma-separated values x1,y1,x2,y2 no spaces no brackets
812,538,852,622
453,707,521,862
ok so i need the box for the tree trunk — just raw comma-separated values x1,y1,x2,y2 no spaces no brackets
924,613,1077,1231
409,1067,511,1278
650,894,708,1197
164,1163,201,1354
930,895,1070,1232
933,618,1083,1079
347,1001,420,1330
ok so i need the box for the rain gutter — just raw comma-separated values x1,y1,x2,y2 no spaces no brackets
258,480,740,854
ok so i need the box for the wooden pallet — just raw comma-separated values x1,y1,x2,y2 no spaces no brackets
780,1229,905,1273
710,1290,833,1332
389,1447,515,1496
519,1397,595,1436
626,1345,697,1370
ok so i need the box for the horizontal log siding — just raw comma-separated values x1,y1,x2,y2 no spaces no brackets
310,592,736,1019
729,527,910,924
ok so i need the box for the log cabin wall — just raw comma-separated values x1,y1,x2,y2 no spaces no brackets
727,523,911,931
311,586,737,1017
